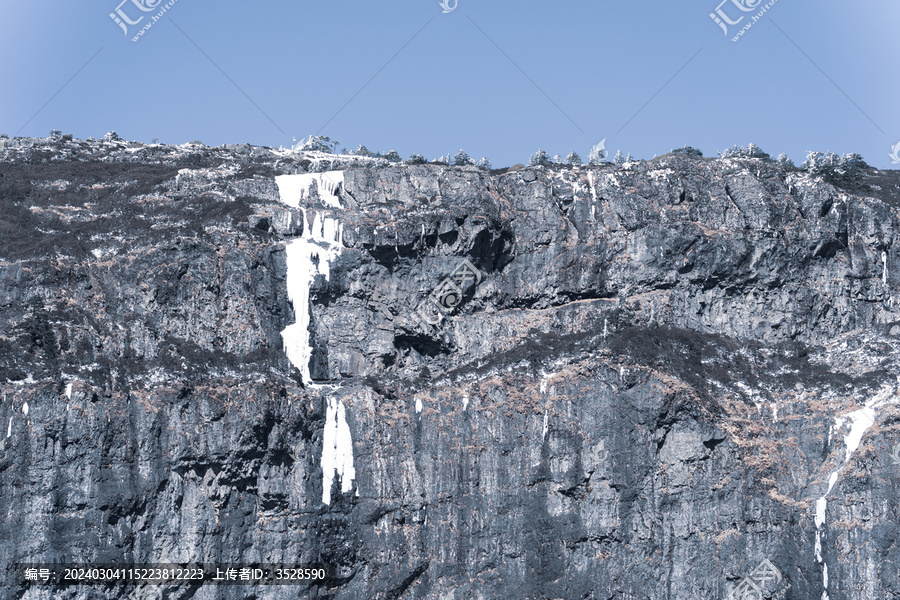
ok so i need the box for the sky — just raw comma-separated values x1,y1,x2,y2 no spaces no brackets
1,1,898,169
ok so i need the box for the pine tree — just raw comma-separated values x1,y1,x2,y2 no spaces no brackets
747,143,769,159
614,150,625,165
478,157,493,170
350,145,375,157
406,153,426,164
565,151,582,166
776,153,794,169
384,150,401,162
452,149,473,166
528,149,552,167
298,135,338,154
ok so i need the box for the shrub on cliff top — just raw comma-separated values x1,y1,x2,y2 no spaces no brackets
671,146,703,157
350,145,375,157
719,143,770,160
801,151,868,187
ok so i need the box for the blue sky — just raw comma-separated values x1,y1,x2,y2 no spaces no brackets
1,1,898,168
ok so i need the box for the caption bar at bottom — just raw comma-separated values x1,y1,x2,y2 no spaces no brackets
17,563,332,586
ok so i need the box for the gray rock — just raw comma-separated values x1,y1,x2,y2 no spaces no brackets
1,140,899,599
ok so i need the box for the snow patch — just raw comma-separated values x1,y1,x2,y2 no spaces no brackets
835,406,876,463
736,382,764,415
587,172,598,203
320,396,355,504
542,413,549,441
65,382,73,400
462,396,469,411
6,417,11,438
22,403,28,416
883,250,888,285
279,207,345,385
812,384,895,600
276,172,345,208
415,398,423,414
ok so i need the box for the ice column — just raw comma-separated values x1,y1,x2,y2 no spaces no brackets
275,171,355,503
320,397,355,504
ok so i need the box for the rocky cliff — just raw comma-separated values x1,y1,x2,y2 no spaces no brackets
2,136,900,600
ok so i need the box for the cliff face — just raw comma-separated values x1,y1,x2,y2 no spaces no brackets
2,136,900,600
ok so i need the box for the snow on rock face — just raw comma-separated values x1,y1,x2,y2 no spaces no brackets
22,403,28,416
812,385,895,600
278,178,345,385
275,170,354,503
276,172,345,209
835,406,876,462
320,396,355,504
281,221,344,384
65,382,73,400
